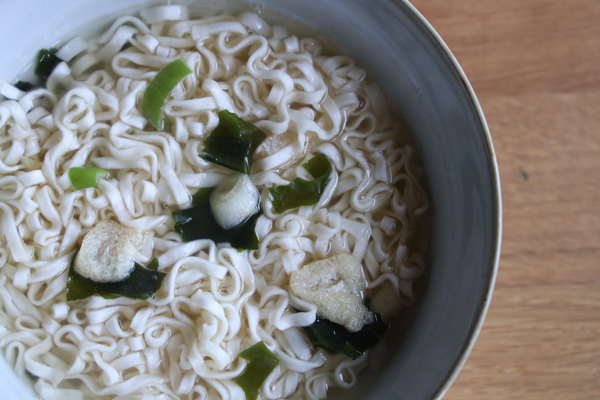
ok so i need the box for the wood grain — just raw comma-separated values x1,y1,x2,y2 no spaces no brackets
409,0,600,398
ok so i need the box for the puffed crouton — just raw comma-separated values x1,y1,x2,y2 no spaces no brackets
290,253,374,332
75,220,143,283
370,281,402,323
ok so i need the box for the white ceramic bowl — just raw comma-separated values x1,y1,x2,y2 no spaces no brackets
0,1,501,399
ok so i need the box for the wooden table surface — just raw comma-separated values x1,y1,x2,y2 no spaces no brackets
408,0,600,398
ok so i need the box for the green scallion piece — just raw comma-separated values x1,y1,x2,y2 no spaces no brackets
69,167,110,190
235,341,279,400
142,59,192,130
200,110,267,174
268,154,332,213
161,117,174,132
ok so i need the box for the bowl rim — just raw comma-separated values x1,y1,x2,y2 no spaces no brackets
398,1,502,398
0,1,502,398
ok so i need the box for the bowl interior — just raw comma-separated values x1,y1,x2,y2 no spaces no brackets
0,1,500,399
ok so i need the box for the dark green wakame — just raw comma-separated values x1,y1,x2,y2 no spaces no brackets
235,341,279,400
35,48,61,82
173,187,260,250
66,253,165,301
268,154,332,214
200,110,267,174
302,311,387,360
191,187,215,206
14,81,34,92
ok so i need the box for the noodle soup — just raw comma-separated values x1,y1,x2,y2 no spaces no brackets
0,4,428,399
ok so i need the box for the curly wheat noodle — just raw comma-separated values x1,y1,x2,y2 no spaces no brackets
0,4,429,400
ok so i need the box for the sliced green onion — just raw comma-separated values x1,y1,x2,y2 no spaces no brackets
35,48,61,82
210,174,260,230
235,341,279,400
302,310,387,360
200,110,267,174
67,251,166,301
142,59,192,130
268,154,332,213
173,203,261,250
69,167,110,190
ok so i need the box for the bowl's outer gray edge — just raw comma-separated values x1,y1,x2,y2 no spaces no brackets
400,1,502,399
